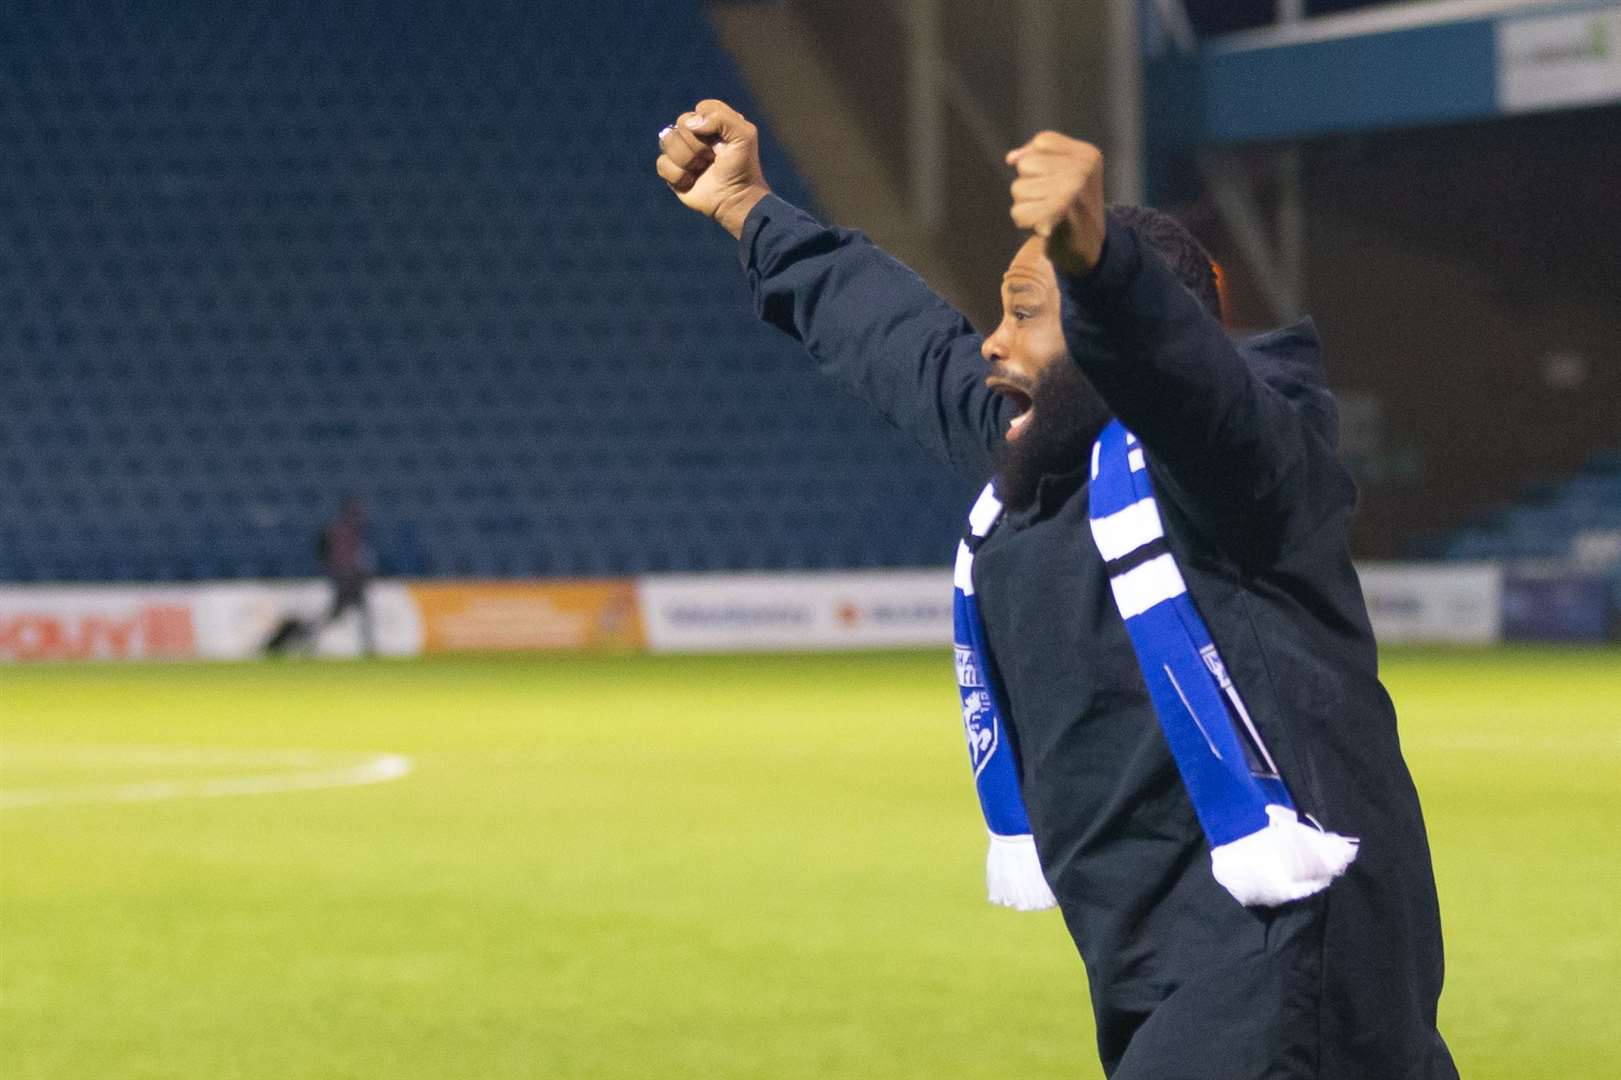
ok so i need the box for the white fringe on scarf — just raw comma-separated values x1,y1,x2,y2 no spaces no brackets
1209,805,1360,906
985,832,1058,911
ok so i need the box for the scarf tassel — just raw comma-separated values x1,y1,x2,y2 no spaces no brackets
1209,805,1360,907
986,832,1058,911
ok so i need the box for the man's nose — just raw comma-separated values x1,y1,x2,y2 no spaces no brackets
981,330,1003,363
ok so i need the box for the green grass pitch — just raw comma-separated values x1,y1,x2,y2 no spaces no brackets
2,647,1617,1078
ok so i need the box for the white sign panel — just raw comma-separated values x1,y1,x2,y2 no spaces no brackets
1498,7,1621,113
1356,562,1504,645
637,570,955,652
192,581,423,659
0,585,202,662
0,581,423,661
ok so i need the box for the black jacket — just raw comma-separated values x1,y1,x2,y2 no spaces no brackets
740,195,1456,1079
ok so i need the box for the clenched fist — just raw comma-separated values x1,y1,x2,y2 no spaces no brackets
1006,132,1107,277
656,99,771,239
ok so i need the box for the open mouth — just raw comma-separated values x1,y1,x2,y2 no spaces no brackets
987,378,1035,442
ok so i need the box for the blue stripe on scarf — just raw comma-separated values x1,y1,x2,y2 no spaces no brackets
1090,421,1291,847
954,571,1034,839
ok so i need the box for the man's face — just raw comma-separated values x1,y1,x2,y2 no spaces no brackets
981,236,1072,444
981,236,1110,509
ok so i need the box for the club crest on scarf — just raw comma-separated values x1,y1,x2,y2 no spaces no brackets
961,688,997,772
955,645,999,775
1199,644,1232,689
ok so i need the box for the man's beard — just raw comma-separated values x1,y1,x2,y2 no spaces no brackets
994,361,1111,512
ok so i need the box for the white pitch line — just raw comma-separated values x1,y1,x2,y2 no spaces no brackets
0,751,412,810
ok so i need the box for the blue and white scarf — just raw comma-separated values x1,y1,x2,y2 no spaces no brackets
954,420,1359,910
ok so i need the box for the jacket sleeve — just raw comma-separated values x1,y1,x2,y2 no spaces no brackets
740,195,1010,484
1057,219,1354,563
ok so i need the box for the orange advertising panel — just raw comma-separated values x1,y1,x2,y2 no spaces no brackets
407,579,645,653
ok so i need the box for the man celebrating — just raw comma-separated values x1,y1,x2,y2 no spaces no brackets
657,100,1457,1079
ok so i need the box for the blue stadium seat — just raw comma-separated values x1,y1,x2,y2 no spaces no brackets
0,0,975,584
1433,452,1621,564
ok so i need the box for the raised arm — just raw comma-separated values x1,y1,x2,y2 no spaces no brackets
1005,132,1353,559
657,99,1009,483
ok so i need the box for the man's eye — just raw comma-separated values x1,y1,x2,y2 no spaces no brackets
1013,309,1035,322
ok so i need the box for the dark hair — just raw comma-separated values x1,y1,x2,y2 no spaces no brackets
1108,205,1222,322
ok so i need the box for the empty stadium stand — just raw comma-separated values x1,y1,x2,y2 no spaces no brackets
1433,451,1621,564
0,0,978,583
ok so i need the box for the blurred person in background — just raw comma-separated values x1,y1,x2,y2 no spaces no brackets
317,495,376,656
657,100,1456,1079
